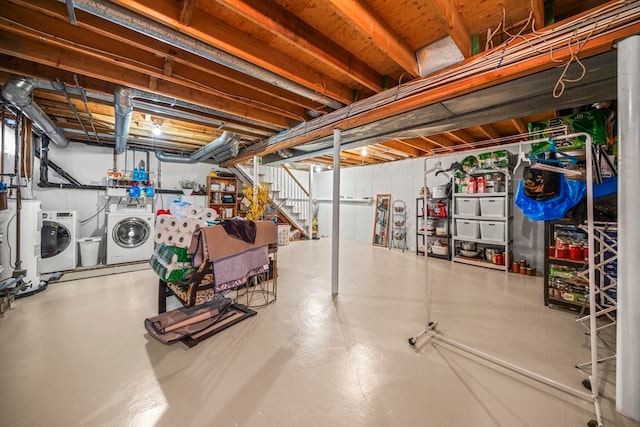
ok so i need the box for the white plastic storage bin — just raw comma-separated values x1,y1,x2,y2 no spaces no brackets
479,221,505,241
455,197,480,216
479,197,505,217
455,219,480,239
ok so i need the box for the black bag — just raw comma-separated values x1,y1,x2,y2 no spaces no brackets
523,166,561,201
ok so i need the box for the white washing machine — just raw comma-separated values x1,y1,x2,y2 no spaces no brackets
106,211,155,265
40,210,79,273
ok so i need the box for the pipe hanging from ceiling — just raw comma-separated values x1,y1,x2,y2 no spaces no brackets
25,77,278,139
0,77,69,148
154,131,239,163
64,0,343,111
114,86,133,154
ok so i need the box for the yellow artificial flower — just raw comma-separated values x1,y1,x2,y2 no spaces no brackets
242,182,271,221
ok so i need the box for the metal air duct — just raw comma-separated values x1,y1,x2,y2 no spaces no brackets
114,86,133,154
154,131,238,163
1,77,69,148
64,0,343,110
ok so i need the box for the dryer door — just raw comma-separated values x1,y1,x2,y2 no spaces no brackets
41,221,71,259
112,217,151,248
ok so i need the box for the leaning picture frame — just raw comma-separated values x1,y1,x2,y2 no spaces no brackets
372,194,391,247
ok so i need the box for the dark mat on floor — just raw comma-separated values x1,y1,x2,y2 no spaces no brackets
181,304,256,347
145,299,256,347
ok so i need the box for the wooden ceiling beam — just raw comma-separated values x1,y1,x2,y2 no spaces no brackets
394,138,436,153
111,0,353,104
381,140,424,157
422,134,455,150
371,143,411,158
511,118,528,134
327,0,420,78
229,19,639,164
0,61,276,141
215,0,384,93
307,157,334,166
308,156,363,167
0,10,309,123
0,29,293,129
476,124,501,140
531,0,546,30
361,146,397,161
340,150,374,163
179,0,196,25
8,0,322,112
430,0,472,58
445,129,476,145
163,57,174,76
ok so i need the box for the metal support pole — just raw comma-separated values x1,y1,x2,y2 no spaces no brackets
423,159,431,325
253,155,259,216
616,35,640,422
308,167,314,240
331,129,341,295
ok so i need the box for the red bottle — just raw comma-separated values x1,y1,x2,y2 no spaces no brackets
467,177,477,193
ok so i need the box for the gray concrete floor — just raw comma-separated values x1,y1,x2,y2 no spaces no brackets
0,238,637,427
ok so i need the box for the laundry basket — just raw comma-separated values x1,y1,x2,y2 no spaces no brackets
277,224,290,246
77,237,101,267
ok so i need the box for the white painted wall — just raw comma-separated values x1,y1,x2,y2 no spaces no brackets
17,140,216,239
313,145,545,271
0,127,545,271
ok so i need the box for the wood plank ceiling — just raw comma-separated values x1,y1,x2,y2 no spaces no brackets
0,0,634,169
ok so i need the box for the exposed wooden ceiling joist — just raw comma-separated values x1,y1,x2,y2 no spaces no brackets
110,0,354,104
0,0,626,168
430,0,473,57
215,0,384,93
327,0,420,78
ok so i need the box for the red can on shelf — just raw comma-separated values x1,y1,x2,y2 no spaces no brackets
556,247,568,259
583,246,589,261
568,244,582,261
512,262,520,273
548,246,556,257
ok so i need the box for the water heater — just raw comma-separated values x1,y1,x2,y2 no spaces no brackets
0,199,42,295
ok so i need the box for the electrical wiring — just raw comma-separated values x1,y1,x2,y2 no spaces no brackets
247,0,639,161
73,74,102,145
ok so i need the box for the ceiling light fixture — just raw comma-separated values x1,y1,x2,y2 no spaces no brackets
315,165,322,172
361,147,368,156
152,122,162,136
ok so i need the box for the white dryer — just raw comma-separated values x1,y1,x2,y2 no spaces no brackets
106,211,155,265
40,210,79,273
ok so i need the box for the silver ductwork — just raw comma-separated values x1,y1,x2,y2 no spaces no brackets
1,77,69,147
277,149,294,158
155,131,240,163
65,0,343,110
114,86,133,154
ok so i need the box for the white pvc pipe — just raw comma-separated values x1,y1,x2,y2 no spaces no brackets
616,35,640,422
423,159,431,325
308,168,314,239
253,155,259,212
331,129,341,295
